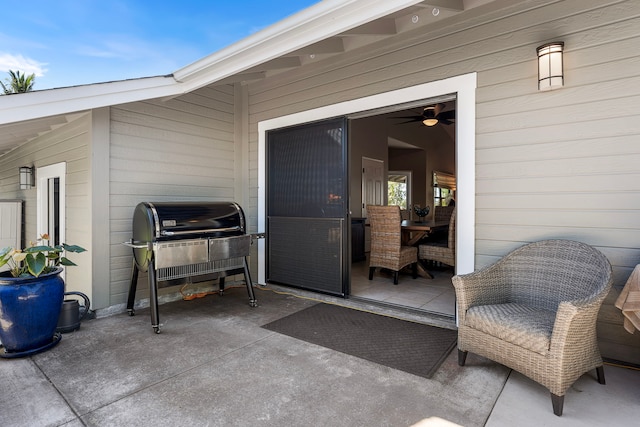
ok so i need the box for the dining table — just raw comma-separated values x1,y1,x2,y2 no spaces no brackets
401,219,450,278
401,219,449,246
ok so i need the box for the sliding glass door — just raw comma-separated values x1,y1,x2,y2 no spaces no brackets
266,118,348,296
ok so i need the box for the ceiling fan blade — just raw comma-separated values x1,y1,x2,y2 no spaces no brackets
394,119,423,125
439,118,453,125
437,110,455,120
394,115,423,120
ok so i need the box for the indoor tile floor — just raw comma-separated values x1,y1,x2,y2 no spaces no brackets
350,257,456,317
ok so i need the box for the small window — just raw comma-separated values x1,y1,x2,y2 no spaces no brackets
433,171,455,207
388,171,411,209
434,187,452,207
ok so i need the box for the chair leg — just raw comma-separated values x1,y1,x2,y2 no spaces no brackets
393,271,399,285
596,365,606,384
551,393,564,416
458,349,468,366
412,262,417,279
369,267,375,280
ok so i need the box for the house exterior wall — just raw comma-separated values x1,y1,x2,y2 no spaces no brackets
0,113,92,296
108,86,237,306
244,0,640,362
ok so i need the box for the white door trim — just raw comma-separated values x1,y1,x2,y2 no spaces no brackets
258,73,477,284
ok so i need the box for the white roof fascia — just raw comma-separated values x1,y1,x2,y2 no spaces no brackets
0,76,180,126
173,0,425,92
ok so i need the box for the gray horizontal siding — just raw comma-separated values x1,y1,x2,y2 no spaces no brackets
243,0,640,361
0,114,92,294
109,86,236,305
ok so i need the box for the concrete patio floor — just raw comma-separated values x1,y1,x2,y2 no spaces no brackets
2,283,639,426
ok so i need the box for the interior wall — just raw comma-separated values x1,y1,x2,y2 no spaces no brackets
349,117,389,218
350,111,455,218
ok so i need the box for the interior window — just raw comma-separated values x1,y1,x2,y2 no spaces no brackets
433,171,456,207
388,171,411,209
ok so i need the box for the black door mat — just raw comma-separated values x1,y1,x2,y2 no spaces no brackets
262,303,457,379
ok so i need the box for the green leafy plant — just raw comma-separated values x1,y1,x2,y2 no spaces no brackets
0,234,85,278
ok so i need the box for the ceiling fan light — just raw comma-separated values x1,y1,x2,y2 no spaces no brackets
422,106,438,126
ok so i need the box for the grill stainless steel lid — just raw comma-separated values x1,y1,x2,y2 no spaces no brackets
134,202,244,240
131,201,245,272
125,201,257,334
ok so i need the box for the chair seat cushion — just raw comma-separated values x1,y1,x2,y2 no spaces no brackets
465,303,556,355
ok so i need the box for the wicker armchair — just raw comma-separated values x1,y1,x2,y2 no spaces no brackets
418,207,456,267
367,205,418,285
452,240,613,416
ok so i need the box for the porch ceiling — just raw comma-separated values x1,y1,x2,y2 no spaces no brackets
201,0,469,87
0,114,73,156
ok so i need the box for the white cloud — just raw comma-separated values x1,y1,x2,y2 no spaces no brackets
0,53,48,76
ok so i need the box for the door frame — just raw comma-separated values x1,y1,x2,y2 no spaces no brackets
362,157,385,218
36,162,66,277
258,73,477,284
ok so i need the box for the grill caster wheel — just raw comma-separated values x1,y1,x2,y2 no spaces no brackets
249,299,258,307
218,289,224,296
128,309,135,316
153,327,160,334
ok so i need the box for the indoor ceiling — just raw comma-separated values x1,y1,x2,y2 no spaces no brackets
369,100,457,150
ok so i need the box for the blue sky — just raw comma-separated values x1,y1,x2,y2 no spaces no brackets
0,0,319,90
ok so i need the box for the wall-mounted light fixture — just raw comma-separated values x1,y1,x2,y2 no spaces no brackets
19,166,34,190
537,41,564,91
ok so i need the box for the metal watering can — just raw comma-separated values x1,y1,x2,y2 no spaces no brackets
56,291,91,333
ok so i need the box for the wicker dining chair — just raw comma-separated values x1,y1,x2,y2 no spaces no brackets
367,205,418,285
418,207,456,267
452,239,613,416
434,205,455,222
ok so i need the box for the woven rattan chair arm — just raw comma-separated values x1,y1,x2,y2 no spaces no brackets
452,268,511,310
549,293,609,353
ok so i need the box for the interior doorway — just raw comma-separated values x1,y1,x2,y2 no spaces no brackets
361,157,384,219
348,97,457,317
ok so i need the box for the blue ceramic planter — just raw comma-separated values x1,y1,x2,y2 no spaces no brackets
0,268,64,357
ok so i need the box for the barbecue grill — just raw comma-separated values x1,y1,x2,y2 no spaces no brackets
125,201,257,333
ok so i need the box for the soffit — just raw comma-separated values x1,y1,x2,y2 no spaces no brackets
0,115,68,156
201,0,474,87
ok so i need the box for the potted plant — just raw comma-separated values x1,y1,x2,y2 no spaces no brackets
0,234,85,358
414,205,430,222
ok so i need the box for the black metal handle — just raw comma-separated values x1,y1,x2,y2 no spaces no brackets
161,226,240,236
64,291,91,321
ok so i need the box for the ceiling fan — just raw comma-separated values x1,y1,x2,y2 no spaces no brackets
395,103,455,126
